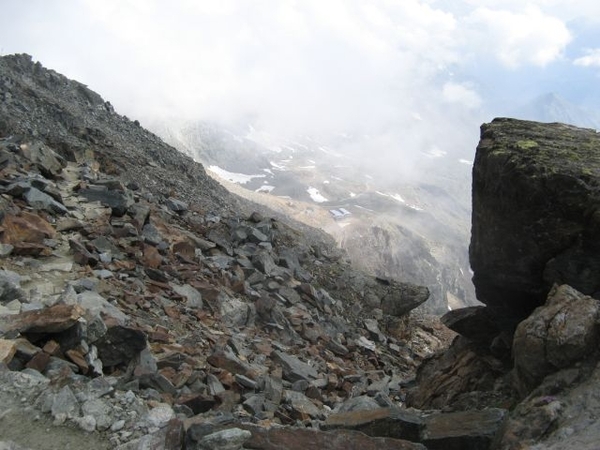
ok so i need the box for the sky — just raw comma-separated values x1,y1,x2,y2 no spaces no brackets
1,0,600,162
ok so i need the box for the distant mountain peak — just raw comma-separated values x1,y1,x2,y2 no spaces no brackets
514,92,600,130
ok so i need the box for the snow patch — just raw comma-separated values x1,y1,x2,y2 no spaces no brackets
208,165,265,184
270,161,287,170
376,191,406,203
255,185,275,193
307,187,328,203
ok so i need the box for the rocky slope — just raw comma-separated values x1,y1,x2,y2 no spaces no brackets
150,120,477,314
1,54,505,450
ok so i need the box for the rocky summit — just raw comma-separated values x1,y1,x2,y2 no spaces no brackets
1,55,600,450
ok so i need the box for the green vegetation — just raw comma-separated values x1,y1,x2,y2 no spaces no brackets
515,140,539,150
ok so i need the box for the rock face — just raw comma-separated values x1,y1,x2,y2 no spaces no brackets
470,118,600,329
411,118,600,449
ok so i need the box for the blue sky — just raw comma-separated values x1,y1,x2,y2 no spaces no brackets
1,0,599,145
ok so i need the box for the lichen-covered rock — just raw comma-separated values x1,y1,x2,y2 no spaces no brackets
470,118,600,329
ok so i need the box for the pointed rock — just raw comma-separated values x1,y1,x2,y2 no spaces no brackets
24,187,68,215
271,350,318,383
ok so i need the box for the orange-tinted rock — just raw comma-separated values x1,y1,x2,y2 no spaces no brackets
9,304,84,334
42,339,61,355
0,339,17,364
10,242,50,256
143,243,163,269
25,351,51,371
1,211,56,245
172,239,196,261
66,348,89,374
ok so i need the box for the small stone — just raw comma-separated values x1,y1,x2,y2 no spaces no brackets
24,187,68,215
145,404,175,428
0,339,17,363
81,398,113,431
207,373,225,395
51,385,80,419
196,428,251,450
66,349,89,374
75,415,97,432
235,374,258,390
0,243,13,257
111,419,126,432
165,197,188,213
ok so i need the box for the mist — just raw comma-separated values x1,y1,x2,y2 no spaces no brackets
2,0,600,184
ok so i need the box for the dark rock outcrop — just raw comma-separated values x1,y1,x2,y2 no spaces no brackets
470,118,600,330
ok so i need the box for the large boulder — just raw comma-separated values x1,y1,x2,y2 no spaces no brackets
512,284,600,394
470,118,600,329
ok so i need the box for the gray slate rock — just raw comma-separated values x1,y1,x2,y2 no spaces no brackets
51,385,80,420
165,197,188,213
79,185,133,217
271,350,318,382
24,187,68,215
192,428,251,450
0,270,24,304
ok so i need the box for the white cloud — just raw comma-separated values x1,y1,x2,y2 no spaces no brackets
574,49,600,67
442,82,482,109
1,0,593,147
466,5,571,68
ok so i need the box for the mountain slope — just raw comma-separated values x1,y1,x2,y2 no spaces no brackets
150,119,478,313
0,53,458,449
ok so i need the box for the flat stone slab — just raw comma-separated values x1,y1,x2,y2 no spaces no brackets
421,408,507,450
237,424,427,450
323,407,424,442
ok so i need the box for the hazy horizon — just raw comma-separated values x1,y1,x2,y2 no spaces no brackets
2,0,600,173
